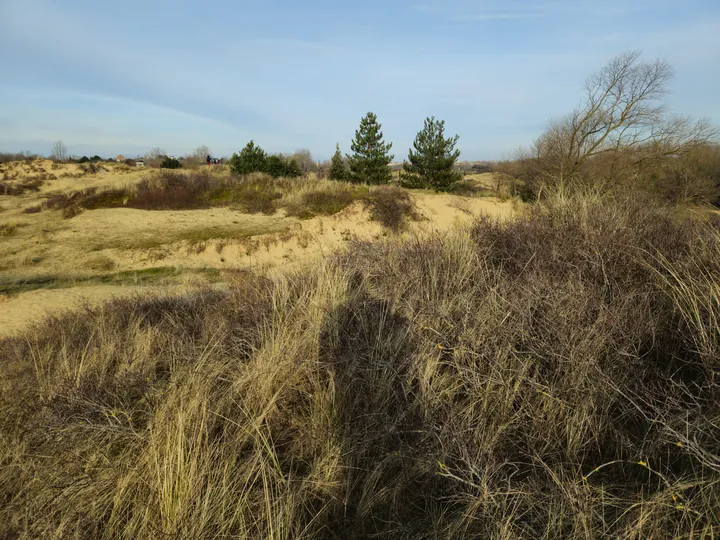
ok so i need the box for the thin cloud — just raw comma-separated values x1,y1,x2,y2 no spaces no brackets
455,13,538,21
413,0,689,20
412,4,444,13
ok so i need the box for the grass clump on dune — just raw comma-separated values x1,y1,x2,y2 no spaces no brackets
26,170,422,231
1,194,719,538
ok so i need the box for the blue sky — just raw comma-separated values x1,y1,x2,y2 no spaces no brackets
1,0,719,161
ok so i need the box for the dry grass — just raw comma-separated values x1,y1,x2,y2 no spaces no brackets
0,267,221,296
24,170,420,231
0,176,47,195
0,223,23,237
1,192,719,538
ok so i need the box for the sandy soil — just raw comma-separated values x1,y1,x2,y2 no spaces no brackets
0,161,516,337
0,284,185,336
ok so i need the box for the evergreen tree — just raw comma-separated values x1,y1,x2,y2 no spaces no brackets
263,155,287,178
347,112,394,184
283,158,302,178
161,156,182,169
328,143,348,181
229,141,267,175
401,117,461,191
263,155,302,178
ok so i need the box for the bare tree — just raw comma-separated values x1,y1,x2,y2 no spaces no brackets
52,140,68,161
533,51,717,193
193,145,211,159
145,147,166,160
290,149,316,174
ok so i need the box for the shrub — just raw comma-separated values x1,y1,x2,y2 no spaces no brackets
130,171,211,210
231,187,282,214
285,189,359,219
363,186,419,231
0,176,45,195
0,182,22,196
79,162,104,175
61,205,84,219
229,141,267,175
160,156,182,169
0,223,17,237
282,157,302,178
328,143,348,181
2,195,720,537
263,154,302,178
36,187,127,218
643,144,720,205
21,204,42,214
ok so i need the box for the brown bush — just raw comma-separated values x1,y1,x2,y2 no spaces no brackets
21,204,42,214
128,170,213,210
2,194,720,537
363,186,419,231
3,193,717,536
0,176,45,196
78,162,106,175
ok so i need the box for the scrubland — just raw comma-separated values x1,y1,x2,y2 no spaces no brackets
1,159,719,537
0,160,511,336
3,49,719,538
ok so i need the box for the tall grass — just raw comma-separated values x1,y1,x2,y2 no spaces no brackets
1,194,719,538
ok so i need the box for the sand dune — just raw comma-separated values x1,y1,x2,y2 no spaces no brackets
0,161,516,336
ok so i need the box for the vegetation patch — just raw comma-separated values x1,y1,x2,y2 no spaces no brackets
362,186,420,231
1,195,719,537
22,170,414,231
88,222,291,252
0,176,46,195
284,187,366,219
21,204,42,214
0,223,18,237
226,186,283,215
0,266,220,295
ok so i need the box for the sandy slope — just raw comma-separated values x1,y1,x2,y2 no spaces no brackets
0,162,516,337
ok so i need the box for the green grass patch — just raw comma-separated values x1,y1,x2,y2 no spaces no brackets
229,188,282,214
284,186,369,219
0,267,221,295
88,222,292,252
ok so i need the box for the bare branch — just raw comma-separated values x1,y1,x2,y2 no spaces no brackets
530,51,715,192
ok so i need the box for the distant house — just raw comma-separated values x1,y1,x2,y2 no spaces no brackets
115,154,125,162
135,160,145,167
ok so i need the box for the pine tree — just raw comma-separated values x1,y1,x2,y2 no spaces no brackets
328,143,348,181
160,156,182,169
401,117,461,191
229,141,267,175
347,112,394,184
263,154,287,178
263,154,303,178
282,158,302,178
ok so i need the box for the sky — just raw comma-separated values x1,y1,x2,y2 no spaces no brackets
1,0,719,161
